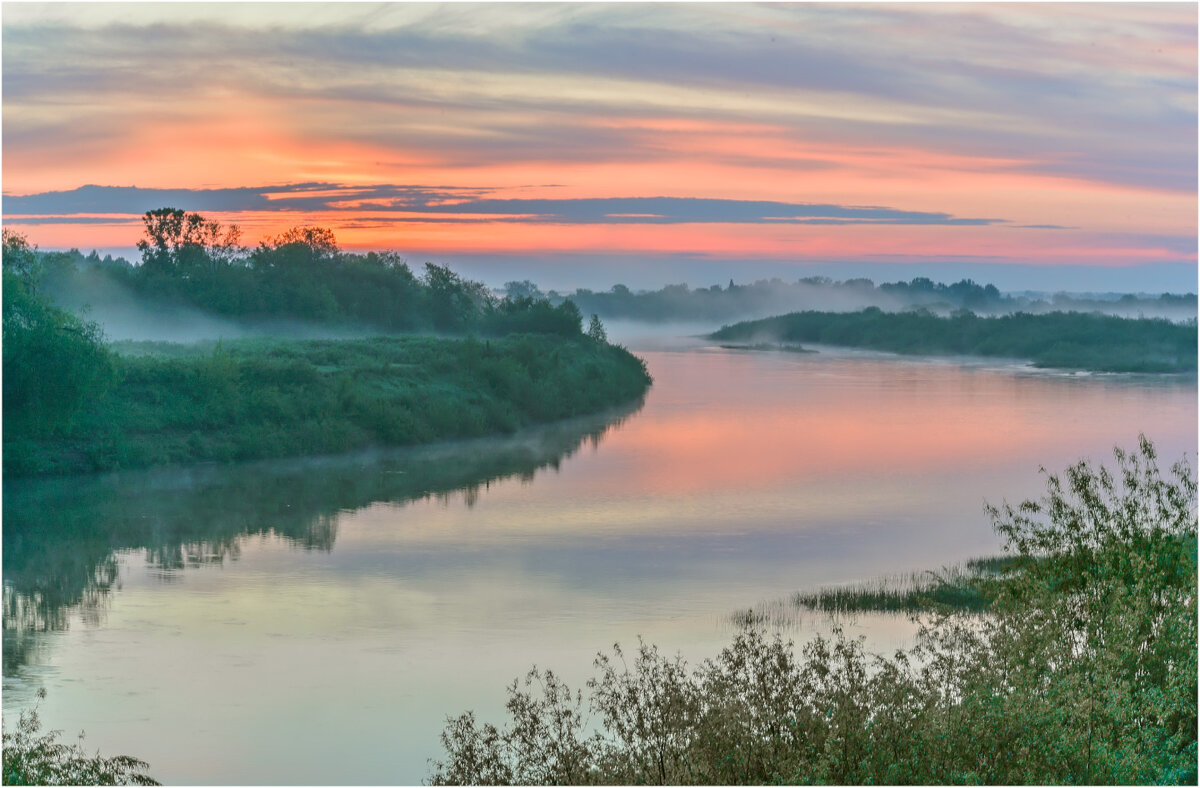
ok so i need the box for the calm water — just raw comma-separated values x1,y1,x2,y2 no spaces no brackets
4,337,1196,784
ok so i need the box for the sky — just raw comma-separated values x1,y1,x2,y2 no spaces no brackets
2,2,1197,291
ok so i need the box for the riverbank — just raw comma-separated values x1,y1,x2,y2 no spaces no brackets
3,334,652,477
710,308,1197,373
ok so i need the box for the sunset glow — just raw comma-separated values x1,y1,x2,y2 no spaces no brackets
3,2,1196,289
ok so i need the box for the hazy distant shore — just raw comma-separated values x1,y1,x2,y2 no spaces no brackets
710,308,1198,374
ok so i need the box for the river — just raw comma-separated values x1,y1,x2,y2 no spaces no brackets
3,335,1195,784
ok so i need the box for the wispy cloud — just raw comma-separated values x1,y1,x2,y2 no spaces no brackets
4,5,1194,191
4,184,1002,227
2,3,1194,275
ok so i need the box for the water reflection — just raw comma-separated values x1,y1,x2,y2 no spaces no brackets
2,399,643,671
2,346,1195,785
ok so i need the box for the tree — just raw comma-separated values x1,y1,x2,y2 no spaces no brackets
504,280,544,301
2,229,40,279
270,226,339,257
587,314,608,343
425,263,493,332
136,208,241,273
250,226,340,275
3,232,114,434
980,436,1197,783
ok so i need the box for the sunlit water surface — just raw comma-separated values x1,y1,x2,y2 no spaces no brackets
4,336,1195,784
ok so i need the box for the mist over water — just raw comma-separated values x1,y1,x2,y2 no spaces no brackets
559,278,1197,329
433,254,1200,301
39,256,1198,349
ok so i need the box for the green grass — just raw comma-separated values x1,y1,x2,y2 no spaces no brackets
710,308,1197,373
737,539,1189,623
788,557,1018,614
3,334,651,477
731,555,1028,626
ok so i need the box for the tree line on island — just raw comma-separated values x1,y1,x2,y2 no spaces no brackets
709,308,1197,373
2,210,646,477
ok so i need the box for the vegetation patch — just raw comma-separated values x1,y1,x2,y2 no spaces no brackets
3,691,157,786
710,307,1198,373
429,438,1197,785
4,335,650,477
3,227,651,477
37,212,590,337
782,555,1025,617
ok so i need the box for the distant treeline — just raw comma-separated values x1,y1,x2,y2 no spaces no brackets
530,276,1197,324
710,308,1197,373
4,335,650,477
41,229,1197,334
36,209,588,336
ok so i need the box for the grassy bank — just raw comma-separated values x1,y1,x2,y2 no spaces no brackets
710,308,1197,373
731,556,1023,626
4,334,651,477
794,556,1022,614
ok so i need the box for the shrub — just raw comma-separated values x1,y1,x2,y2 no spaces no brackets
429,438,1197,785
2,691,157,786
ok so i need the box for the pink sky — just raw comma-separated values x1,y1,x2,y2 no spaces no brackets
3,3,1195,288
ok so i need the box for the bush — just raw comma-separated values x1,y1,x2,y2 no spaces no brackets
3,691,157,786
429,438,1197,785
3,234,114,435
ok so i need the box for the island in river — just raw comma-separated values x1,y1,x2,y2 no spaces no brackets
2,225,651,477
709,307,1197,373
